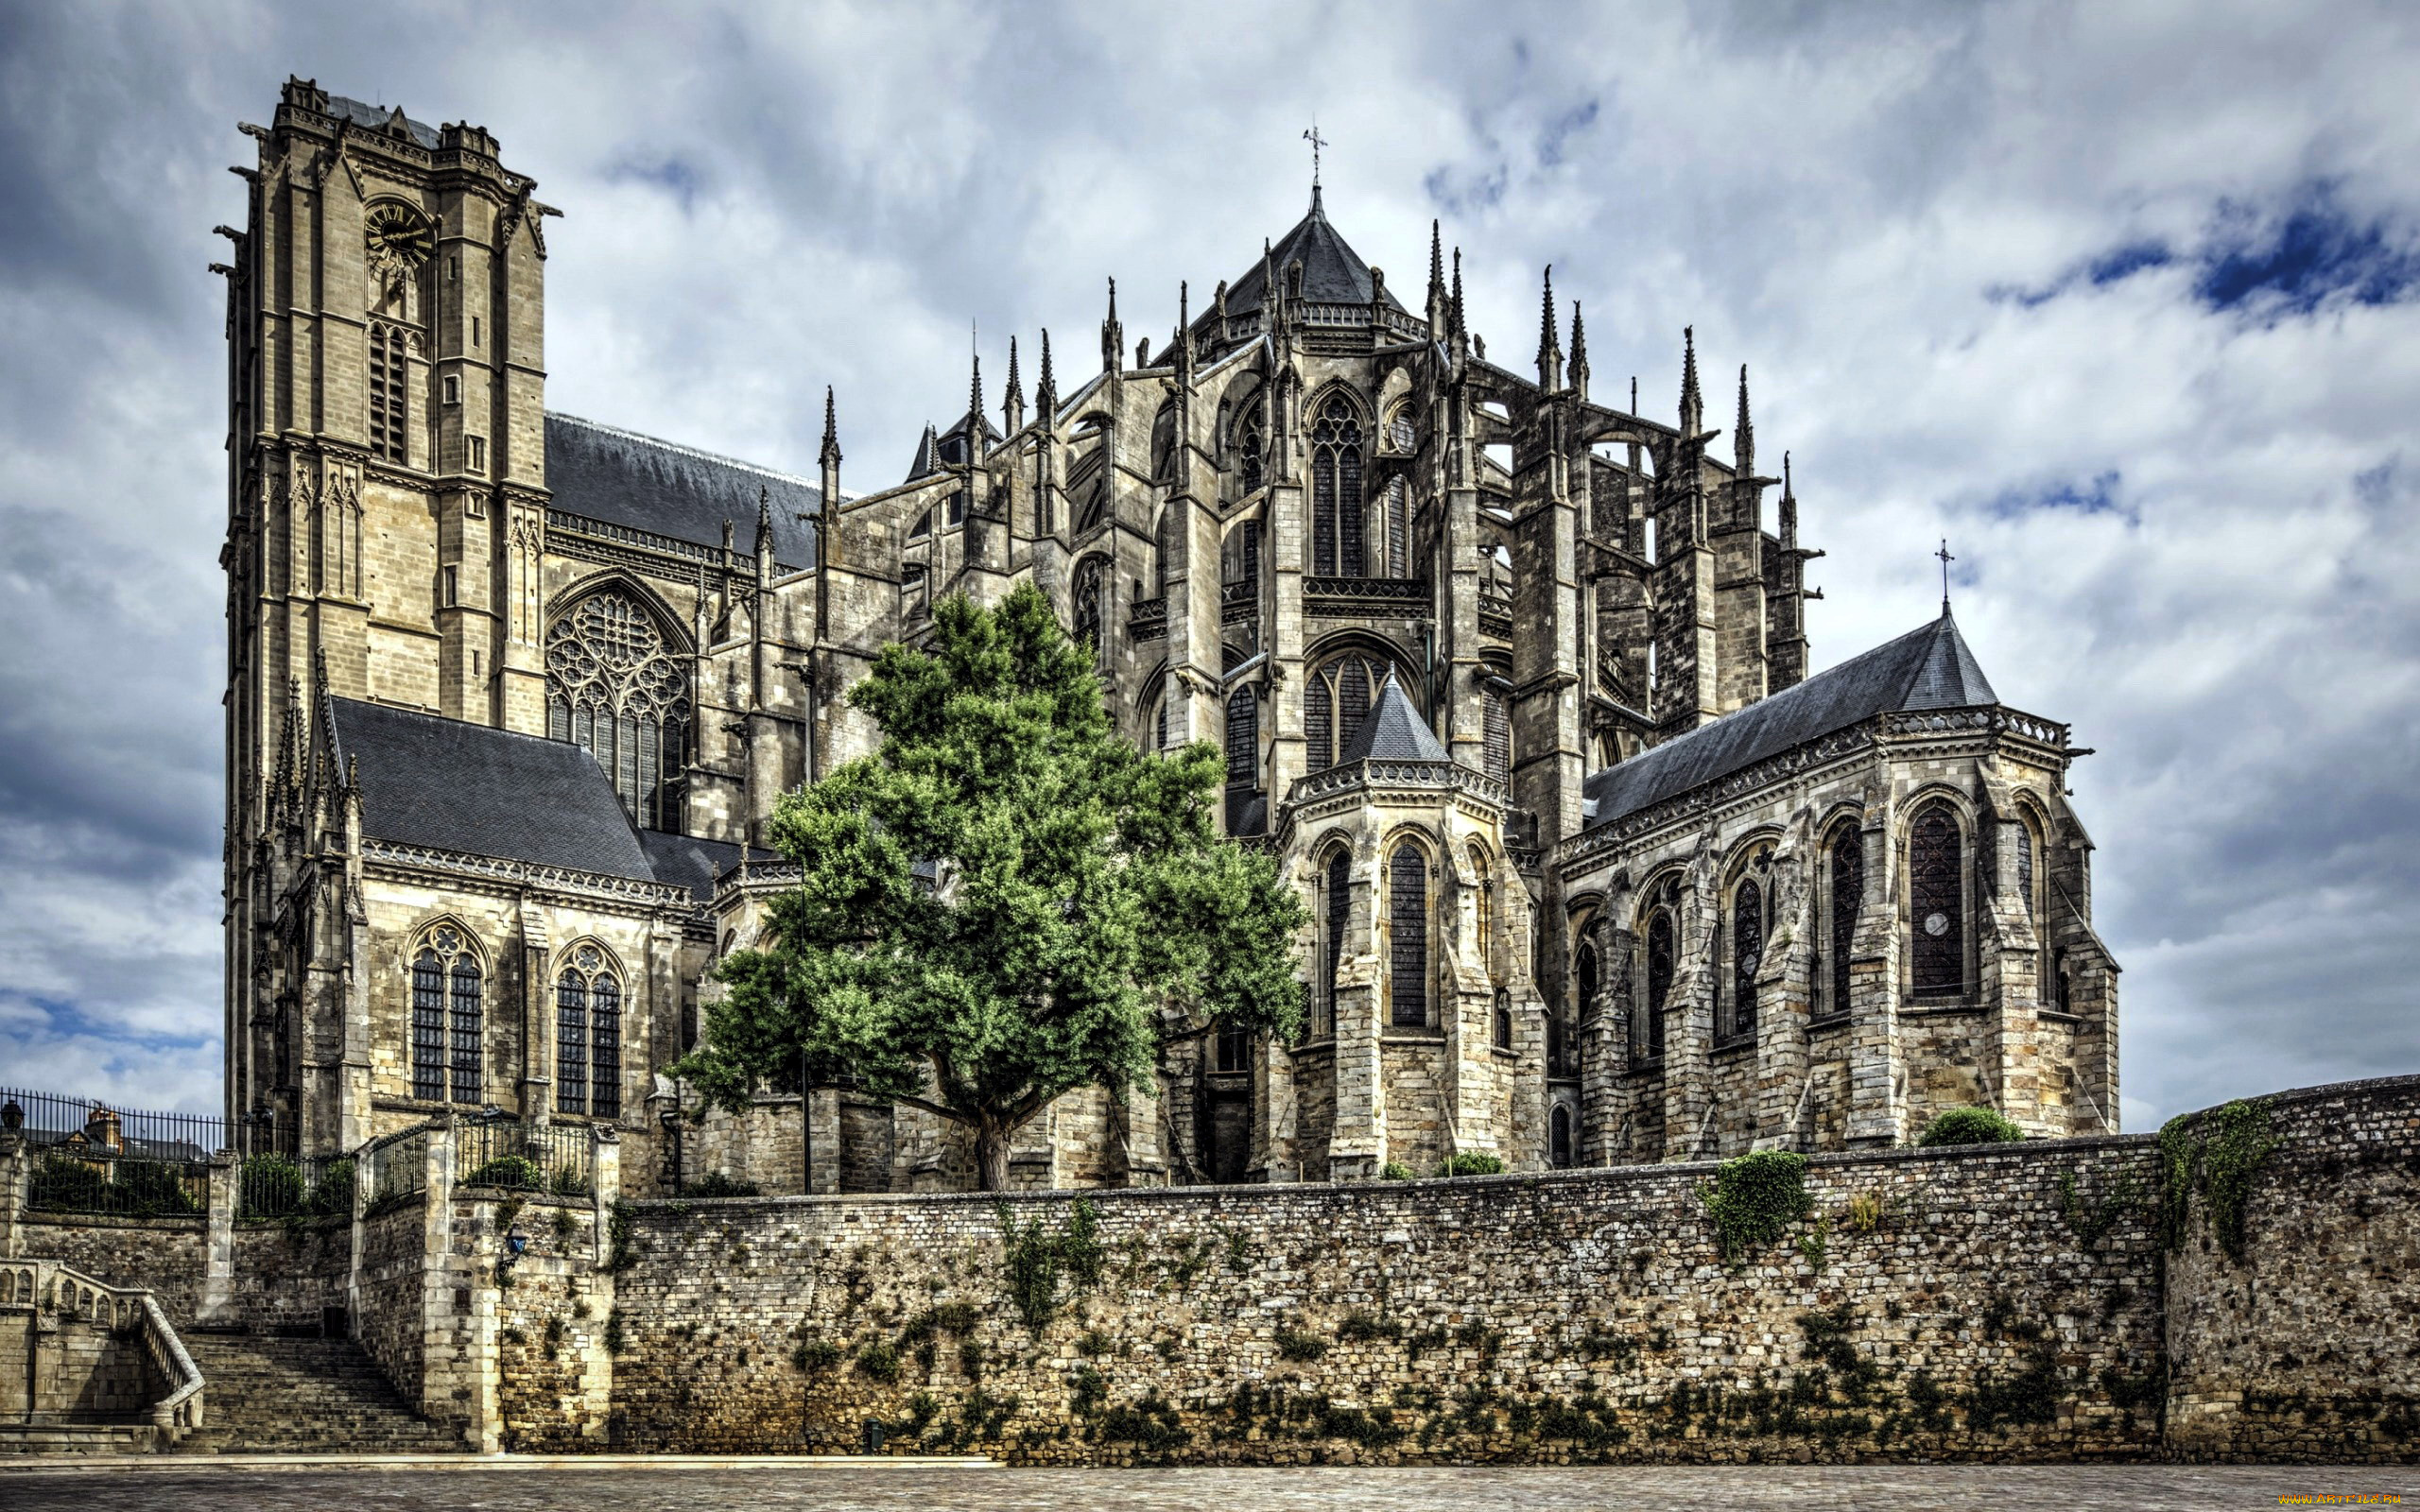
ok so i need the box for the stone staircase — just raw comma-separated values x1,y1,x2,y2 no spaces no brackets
172,1332,464,1455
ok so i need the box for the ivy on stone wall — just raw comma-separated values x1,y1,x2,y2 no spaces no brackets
999,1198,1103,1331
2159,1097,2280,1263
1699,1151,1813,1261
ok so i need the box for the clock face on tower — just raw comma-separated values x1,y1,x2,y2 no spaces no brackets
365,203,432,275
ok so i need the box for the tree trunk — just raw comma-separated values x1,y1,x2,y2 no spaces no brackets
975,1120,1011,1192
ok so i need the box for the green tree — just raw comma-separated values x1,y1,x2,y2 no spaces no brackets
676,584,1305,1190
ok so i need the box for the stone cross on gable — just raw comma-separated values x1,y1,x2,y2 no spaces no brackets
1303,121,1327,188
1936,540,1956,610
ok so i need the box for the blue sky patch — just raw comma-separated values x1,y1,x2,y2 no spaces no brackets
2194,187,2420,314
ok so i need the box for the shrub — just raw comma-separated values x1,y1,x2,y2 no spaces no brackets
238,1155,304,1219
1699,1150,1812,1260
1378,1160,1414,1181
685,1170,762,1198
1441,1152,1504,1177
1274,1323,1328,1361
463,1155,544,1189
856,1340,902,1383
1917,1107,2023,1147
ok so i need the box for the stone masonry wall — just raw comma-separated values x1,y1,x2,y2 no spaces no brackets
354,1195,429,1406
16,1216,205,1325
607,1135,2169,1464
226,1221,350,1333
2164,1074,2420,1463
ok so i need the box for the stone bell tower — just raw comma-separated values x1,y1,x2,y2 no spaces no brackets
218,77,553,1136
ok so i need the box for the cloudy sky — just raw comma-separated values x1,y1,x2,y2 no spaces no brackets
3,1,2415,1131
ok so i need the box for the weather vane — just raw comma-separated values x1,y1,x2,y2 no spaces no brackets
1303,119,1327,189
1936,539,1956,611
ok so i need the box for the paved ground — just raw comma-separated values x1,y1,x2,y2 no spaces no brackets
0,1464,2411,1510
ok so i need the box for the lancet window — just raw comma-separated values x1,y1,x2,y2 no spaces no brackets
1729,879,1764,1042
1318,848,1351,1038
409,925,482,1104
1309,395,1365,576
546,591,690,832
554,944,624,1120
1825,828,1862,1020
1642,910,1673,1060
1238,412,1264,495
1303,651,1402,772
1071,556,1105,655
1388,841,1429,1028
369,322,408,463
1909,803,1965,997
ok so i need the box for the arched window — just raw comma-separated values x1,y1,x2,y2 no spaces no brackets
1493,987,1512,1050
1388,842,1429,1028
1309,395,1365,577
1224,686,1257,790
1070,556,1105,655
410,925,482,1104
554,944,624,1119
546,591,691,832
1481,679,1512,786
555,971,588,1116
1303,651,1401,771
1826,827,1861,1020
1730,879,1763,1042
1383,476,1411,577
1238,410,1264,495
1150,402,1179,483
1320,849,1350,1038
410,951,447,1102
2015,815,2039,921
1386,404,1416,455
1910,803,1964,997
1550,1105,1573,1167
1470,846,1493,970
369,322,408,464
1643,910,1673,1059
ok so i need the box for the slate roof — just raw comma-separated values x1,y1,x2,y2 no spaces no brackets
329,698,656,880
1339,675,1450,764
325,94,441,149
1582,610,2001,829
639,829,777,902
545,413,819,570
1206,187,1412,325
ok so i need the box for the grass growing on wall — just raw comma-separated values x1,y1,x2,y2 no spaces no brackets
1699,1151,1812,1261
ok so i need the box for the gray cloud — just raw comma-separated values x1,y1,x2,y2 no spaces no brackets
3,0,2417,1128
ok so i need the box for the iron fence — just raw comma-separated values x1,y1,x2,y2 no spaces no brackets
458,1117,593,1197
358,1124,431,1214
4,1087,219,1219
235,1151,356,1224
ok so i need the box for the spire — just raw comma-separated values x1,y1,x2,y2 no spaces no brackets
1679,326,1703,438
1037,328,1056,414
1535,266,1563,389
1177,280,1193,380
1101,277,1122,374
1450,248,1465,342
819,385,840,466
1779,450,1797,548
1568,300,1589,400
1735,363,1754,478
968,326,983,445
1428,219,1444,295
819,387,842,560
1005,335,1021,411
754,483,774,562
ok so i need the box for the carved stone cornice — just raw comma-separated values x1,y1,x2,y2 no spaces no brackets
363,838,693,910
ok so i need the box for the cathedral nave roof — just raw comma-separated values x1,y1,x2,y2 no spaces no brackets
1582,610,2001,828
545,412,820,571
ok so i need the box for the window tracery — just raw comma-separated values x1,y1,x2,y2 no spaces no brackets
1910,803,1964,996
1238,411,1264,495
554,943,623,1120
369,323,408,463
1825,829,1861,1020
1730,879,1763,1042
546,591,690,831
1071,556,1105,655
1320,849,1350,1039
1309,394,1365,576
1302,650,1404,771
410,925,482,1104
1383,476,1410,577
1642,909,1673,1060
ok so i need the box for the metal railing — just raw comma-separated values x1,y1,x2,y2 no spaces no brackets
5,1087,219,1219
235,1151,356,1224
458,1117,593,1197
358,1124,430,1214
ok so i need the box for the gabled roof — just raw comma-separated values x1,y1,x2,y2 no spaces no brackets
1582,610,2001,829
905,411,1001,484
1208,187,1411,324
545,413,819,570
638,829,776,902
329,698,656,880
1339,675,1450,764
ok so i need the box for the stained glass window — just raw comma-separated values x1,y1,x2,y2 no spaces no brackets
1322,849,1351,1037
411,951,447,1102
1550,1105,1572,1167
1482,683,1511,785
2016,821,2036,919
1828,831,1861,1019
1310,395,1364,576
1910,804,1963,996
1389,844,1428,1028
1071,556,1104,654
592,975,622,1120
546,591,690,832
1302,653,1401,771
1384,476,1410,578
1644,911,1673,1059
555,970,588,1115
1494,988,1512,1050
1731,880,1763,1041
1225,687,1256,788
447,956,482,1104
1238,412,1263,495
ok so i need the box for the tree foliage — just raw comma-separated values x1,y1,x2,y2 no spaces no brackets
676,584,1305,1189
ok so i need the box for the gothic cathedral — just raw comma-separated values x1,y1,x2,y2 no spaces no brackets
220,79,2119,1193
